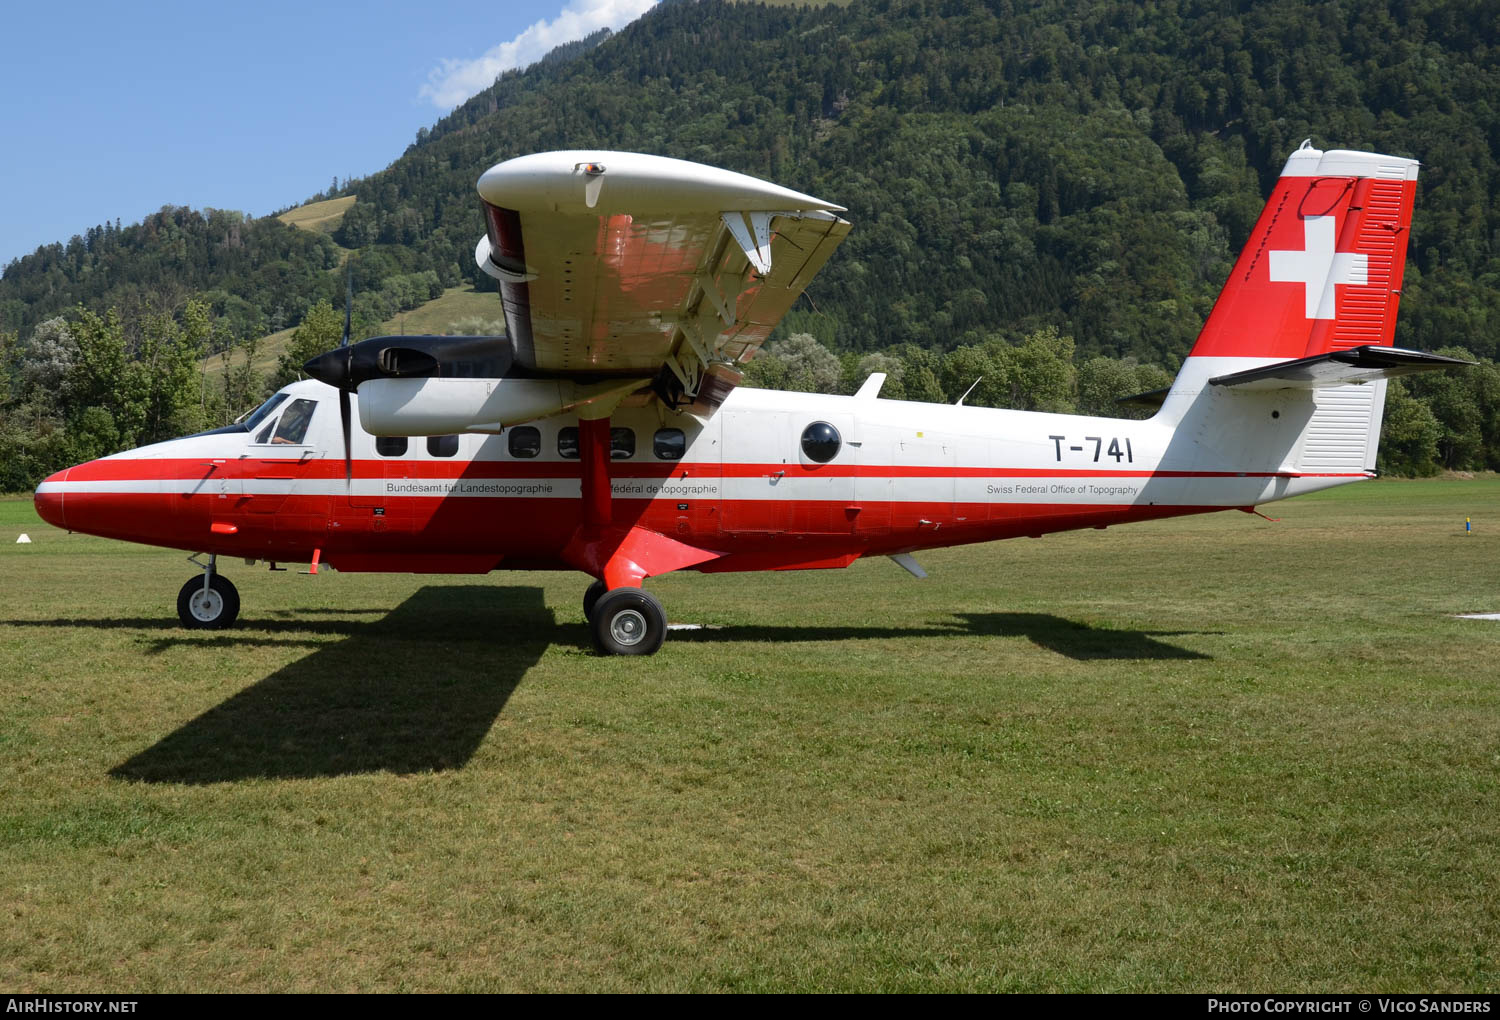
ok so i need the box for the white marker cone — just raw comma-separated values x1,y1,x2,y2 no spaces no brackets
16,534,31,544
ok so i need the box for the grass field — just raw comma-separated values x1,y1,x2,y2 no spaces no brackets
375,285,504,337
276,196,355,236
2,480,1498,991
200,287,504,392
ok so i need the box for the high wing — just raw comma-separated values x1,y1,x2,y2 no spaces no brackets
473,151,850,411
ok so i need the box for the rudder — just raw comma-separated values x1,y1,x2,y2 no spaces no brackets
1186,141,1420,364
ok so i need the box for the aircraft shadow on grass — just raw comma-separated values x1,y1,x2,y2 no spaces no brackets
2,593,1211,785
108,586,552,785
955,613,1216,661
670,612,1215,661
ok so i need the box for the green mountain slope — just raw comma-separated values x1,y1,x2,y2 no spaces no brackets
340,0,1500,361
5,0,1498,363
3,0,1499,488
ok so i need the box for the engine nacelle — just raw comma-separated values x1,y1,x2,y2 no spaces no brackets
356,376,646,436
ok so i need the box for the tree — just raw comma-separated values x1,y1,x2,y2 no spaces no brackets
939,326,1078,411
940,340,1008,407
849,351,905,398
64,307,132,456
221,337,263,423
272,300,343,391
1076,356,1139,417
747,333,843,393
1077,356,1172,419
1007,326,1075,413
132,299,211,444
20,317,75,405
1377,380,1442,477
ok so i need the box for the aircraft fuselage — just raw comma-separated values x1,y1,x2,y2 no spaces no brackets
34,375,1367,577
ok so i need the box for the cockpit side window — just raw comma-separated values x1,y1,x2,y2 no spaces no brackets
271,398,318,445
254,420,276,444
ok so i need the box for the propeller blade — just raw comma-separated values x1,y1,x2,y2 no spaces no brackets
342,265,352,348
339,387,352,492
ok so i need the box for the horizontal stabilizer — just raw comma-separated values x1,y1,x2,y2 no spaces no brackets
1116,387,1170,411
1209,345,1473,391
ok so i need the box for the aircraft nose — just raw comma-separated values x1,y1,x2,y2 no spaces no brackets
34,467,69,530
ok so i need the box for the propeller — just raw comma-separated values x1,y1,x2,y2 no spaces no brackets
339,265,353,491
301,275,511,499
340,388,352,491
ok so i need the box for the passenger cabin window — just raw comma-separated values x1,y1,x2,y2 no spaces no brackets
555,427,635,459
611,427,635,460
427,435,459,458
653,428,685,460
375,436,408,457
508,426,541,458
272,398,318,445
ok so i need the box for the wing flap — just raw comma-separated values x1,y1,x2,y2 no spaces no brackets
694,209,851,366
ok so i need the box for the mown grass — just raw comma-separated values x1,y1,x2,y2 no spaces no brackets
1,480,1498,991
200,286,504,391
276,196,356,236
374,285,503,336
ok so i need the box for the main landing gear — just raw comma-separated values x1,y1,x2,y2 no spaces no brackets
177,554,240,630
583,580,667,656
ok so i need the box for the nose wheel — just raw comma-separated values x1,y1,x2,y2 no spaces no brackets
588,586,666,656
177,564,240,630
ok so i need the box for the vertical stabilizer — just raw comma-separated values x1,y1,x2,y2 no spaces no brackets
1185,142,1419,366
1154,143,1422,495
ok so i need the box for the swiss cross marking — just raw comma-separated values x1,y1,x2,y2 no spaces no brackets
1269,216,1369,319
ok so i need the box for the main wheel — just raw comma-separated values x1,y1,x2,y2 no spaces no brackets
582,579,608,621
590,588,667,656
177,574,240,630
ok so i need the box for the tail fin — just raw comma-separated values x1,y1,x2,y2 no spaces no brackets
1188,141,1420,364
1155,143,1431,490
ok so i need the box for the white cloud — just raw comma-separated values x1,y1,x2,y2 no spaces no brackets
420,0,659,109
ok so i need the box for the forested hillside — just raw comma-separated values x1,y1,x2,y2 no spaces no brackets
3,0,1498,487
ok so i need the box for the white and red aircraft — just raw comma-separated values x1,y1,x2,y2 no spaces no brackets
34,142,1467,654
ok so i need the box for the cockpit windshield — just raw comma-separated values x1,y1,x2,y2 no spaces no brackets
184,391,292,439
236,392,290,431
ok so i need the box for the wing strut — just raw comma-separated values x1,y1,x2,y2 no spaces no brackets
564,412,722,589
579,415,612,528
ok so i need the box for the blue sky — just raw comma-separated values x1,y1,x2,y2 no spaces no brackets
0,0,659,267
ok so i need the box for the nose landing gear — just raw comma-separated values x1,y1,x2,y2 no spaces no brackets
177,554,240,629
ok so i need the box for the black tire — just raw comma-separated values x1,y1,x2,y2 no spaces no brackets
582,579,608,621
590,588,667,656
176,574,240,630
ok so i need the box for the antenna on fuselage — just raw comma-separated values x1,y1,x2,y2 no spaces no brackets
956,376,982,407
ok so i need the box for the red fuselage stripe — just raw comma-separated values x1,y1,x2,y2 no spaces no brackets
59,457,1368,483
